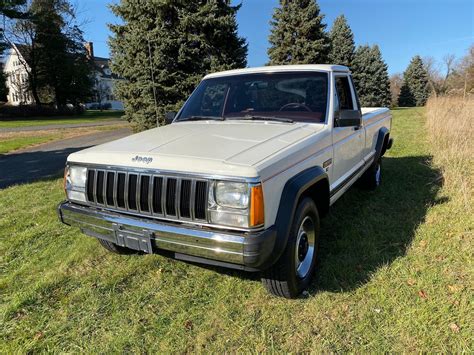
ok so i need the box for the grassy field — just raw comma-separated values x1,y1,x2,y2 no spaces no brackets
0,107,472,352
0,110,124,128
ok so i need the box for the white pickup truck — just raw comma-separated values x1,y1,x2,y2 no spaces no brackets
59,65,393,298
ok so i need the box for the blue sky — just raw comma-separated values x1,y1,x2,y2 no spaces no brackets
79,0,473,75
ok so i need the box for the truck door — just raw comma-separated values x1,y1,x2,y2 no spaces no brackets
331,74,364,191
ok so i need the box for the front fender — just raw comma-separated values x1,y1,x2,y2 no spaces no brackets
259,166,328,270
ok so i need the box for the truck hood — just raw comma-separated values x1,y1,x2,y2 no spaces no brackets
68,121,323,178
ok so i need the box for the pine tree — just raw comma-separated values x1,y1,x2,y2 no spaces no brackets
397,82,415,107
352,44,391,107
398,55,429,107
328,14,354,67
109,1,247,131
268,0,330,65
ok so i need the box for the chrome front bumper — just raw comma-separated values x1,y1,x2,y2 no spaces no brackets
58,201,277,271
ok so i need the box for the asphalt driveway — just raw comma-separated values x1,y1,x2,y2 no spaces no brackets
0,127,132,189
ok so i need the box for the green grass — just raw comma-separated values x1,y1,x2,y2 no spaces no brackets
0,124,129,154
0,108,472,352
0,135,59,154
0,110,124,128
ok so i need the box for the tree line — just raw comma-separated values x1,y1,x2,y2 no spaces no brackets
0,0,93,110
391,47,473,107
2,0,471,124
111,0,398,131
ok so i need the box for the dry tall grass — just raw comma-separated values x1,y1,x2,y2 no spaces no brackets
426,97,473,209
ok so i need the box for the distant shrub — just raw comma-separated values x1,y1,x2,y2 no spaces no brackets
0,104,85,120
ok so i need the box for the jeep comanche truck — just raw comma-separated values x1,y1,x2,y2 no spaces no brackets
58,65,393,298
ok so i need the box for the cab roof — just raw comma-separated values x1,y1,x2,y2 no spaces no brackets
203,64,350,79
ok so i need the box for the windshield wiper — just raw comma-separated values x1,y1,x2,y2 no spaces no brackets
177,115,225,122
227,115,294,123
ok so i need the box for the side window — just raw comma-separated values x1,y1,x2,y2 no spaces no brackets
335,76,355,110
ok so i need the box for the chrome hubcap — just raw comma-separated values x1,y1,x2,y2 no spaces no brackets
375,163,381,185
295,216,316,279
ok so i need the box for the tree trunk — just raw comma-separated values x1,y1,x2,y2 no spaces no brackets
29,76,42,106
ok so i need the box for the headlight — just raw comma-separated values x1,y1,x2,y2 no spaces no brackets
64,165,87,202
208,181,264,229
215,181,249,209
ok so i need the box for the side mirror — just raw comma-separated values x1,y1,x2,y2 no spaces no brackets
165,111,177,125
336,110,361,127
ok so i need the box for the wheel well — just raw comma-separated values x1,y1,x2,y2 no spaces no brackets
381,133,390,156
299,178,330,217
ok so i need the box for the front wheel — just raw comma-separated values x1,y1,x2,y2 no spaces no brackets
261,197,320,298
98,239,139,255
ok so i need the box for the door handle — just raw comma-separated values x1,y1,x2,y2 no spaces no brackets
353,125,361,131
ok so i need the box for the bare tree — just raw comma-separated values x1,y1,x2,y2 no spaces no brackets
5,0,93,108
5,10,44,105
456,45,474,98
423,56,442,97
442,54,456,81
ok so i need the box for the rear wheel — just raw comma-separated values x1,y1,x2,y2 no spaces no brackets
360,157,382,190
261,197,320,298
98,239,138,255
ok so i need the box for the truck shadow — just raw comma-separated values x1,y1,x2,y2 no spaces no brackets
312,155,444,294
0,147,92,189
184,154,444,295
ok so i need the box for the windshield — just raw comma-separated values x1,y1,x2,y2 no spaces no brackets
176,72,329,123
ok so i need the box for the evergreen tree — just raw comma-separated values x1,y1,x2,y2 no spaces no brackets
352,44,391,107
109,0,247,131
397,82,415,107
268,0,330,65
328,14,354,67
398,55,429,107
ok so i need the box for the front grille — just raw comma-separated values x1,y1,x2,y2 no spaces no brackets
86,168,208,222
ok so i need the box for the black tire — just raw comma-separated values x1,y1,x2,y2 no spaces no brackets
360,157,382,190
261,197,320,298
98,239,138,255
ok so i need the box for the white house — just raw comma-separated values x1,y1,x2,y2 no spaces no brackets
3,44,34,105
2,42,124,110
85,42,124,110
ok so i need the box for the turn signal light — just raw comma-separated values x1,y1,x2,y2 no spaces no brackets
249,185,264,227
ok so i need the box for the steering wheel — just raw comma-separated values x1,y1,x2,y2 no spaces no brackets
279,102,312,112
